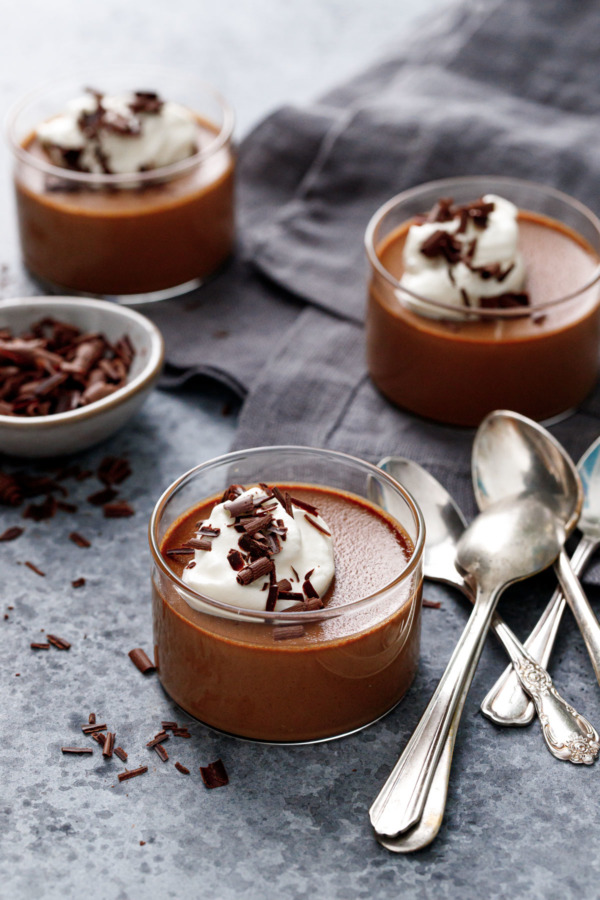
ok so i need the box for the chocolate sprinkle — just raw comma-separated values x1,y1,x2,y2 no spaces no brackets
47,634,71,650
200,759,229,789
69,531,91,548
0,526,24,542
30,642,50,650
118,766,148,783
290,496,320,516
25,561,45,577
303,513,331,537
61,747,93,755
128,648,156,674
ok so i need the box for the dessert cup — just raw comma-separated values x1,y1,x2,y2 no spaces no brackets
149,446,424,744
7,67,235,304
366,176,600,426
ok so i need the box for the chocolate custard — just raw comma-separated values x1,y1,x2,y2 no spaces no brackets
15,119,234,297
367,210,600,426
153,485,422,742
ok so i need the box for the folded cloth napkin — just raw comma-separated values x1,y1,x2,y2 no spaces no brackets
150,0,600,549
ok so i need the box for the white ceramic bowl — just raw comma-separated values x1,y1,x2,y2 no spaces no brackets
0,296,164,457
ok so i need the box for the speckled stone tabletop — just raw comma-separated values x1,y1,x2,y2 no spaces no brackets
2,2,600,899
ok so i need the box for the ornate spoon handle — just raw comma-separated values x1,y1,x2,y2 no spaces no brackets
497,626,599,764
481,536,598,726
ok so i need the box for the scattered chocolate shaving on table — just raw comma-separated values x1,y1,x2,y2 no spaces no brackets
71,578,86,588
200,759,229,789
87,487,118,506
25,561,45,577
23,495,58,521
128,648,156,674
154,744,169,762
118,766,148,783
146,732,169,748
102,732,115,758
103,500,135,518
0,472,22,505
47,634,71,650
30,642,50,650
69,531,91,548
91,732,105,746
0,526,24,541
114,746,128,762
0,319,135,417
97,456,132,486
61,747,93,755
82,723,107,734
422,599,442,609
89,713,96,725
174,762,190,775
172,728,191,738
161,721,178,731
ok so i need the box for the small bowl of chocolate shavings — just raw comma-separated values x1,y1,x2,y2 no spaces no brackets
0,296,164,457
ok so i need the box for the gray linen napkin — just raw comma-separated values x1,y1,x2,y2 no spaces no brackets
151,0,600,554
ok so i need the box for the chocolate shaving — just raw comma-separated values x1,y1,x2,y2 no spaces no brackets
102,732,115,758
479,292,530,310
302,577,319,600
172,728,191,738
97,456,131,486
118,766,148,783
165,547,194,559
89,713,96,725
278,579,292,592
242,514,274,535
223,494,254,517
265,583,279,612
129,90,164,115
25,561,45,577
290,497,320,516
237,557,274,585
71,578,86,588
220,484,244,503
303,513,331,537
128,648,156,674
146,732,169,748
103,500,135,518
200,759,229,789
61,747,93,755
114,746,128,762
69,531,91,548
30,642,50,650
0,526,24,541
47,634,71,650
422,599,442,609
174,762,190,774
154,743,169,762
185,537,212,551
198,525,220,537
274,625,305,641
227,548,246,571
290,566,300,582
420,230,462,264
81,723,107,734
23,494,58,521
161,721,178,730
57,501,78,513
87,487,118,506
277,591,305,602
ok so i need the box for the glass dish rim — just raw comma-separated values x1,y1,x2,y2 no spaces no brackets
148,444,425,623
365,174,600,317
5,65,235,186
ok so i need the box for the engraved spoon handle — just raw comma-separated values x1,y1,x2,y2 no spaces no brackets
481,535,598,726
554,546,600,684
494,624,600,764
370,586,499,839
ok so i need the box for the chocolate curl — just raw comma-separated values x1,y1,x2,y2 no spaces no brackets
236,557,274,585
224,494,254,517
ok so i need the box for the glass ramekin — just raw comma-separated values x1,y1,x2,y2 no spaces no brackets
149,446,424,744
6,66,235,304
366,176,600,427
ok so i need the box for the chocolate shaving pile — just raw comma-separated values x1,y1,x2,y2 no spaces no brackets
0,318,135,417
417,197,530,310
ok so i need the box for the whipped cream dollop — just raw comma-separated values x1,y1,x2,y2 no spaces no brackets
398,194,528,319
179,484,335,614
36,89,198,175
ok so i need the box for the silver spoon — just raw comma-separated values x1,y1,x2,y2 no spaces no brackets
370,494,565,841
373,457,599,853
473,411,600,690
482,435,600,725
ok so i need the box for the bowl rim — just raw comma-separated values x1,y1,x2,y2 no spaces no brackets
365,174,600,316
0,295,164,428
5,66,235,187
148,445,426,623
